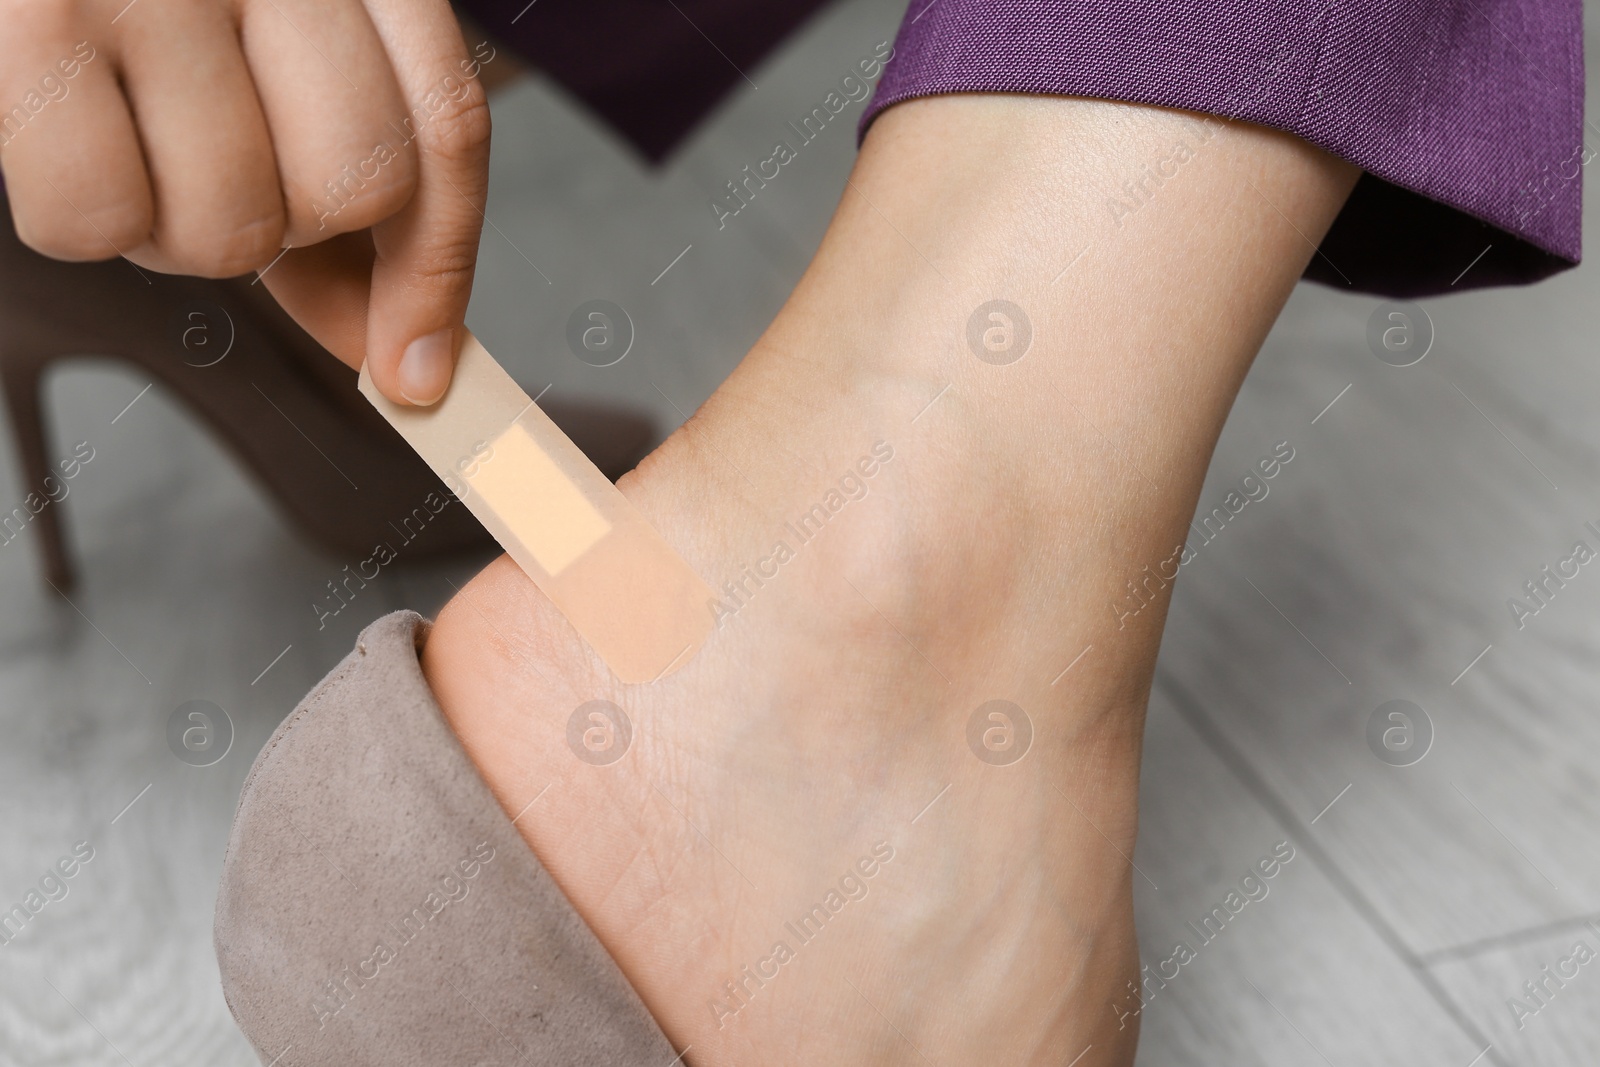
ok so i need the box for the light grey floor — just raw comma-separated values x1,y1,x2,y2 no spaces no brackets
2,1,1598,1064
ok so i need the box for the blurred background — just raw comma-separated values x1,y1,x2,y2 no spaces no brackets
2,0,1599,1063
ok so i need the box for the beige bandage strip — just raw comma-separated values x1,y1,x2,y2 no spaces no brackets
358,332,713,683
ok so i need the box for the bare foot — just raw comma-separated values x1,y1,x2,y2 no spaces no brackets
422,95,1358,1066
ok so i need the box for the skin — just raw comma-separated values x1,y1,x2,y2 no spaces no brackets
2,8,1355,1051
0,0,489,404
423,94,1360,1065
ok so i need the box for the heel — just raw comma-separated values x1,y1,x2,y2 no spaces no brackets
0,352,73,591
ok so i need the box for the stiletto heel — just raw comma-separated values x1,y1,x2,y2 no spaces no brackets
0,345,74,590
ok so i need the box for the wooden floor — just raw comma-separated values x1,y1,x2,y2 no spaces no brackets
2,2,1598,1063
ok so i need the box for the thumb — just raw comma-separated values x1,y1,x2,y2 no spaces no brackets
361,1,492,405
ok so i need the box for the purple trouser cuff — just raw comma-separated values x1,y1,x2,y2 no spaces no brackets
860,0,1583,295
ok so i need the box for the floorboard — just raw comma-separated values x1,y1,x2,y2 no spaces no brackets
1131,683,1485,1066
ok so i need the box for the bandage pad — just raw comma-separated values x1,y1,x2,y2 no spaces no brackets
358,332,713,683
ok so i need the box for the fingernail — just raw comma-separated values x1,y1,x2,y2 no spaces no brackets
398,328,456,406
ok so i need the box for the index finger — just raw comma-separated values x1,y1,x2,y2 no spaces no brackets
359,0,492,406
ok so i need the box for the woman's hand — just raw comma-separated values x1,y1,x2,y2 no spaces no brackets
0,0,493,404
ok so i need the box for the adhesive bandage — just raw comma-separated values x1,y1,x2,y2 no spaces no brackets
358,332,714,683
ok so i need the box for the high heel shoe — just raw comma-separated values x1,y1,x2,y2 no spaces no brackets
0,210,657,590
215,610,677,1066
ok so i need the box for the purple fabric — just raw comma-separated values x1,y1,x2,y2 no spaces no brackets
862,0,1585,294
456,0,837,161
463,0,1582,294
